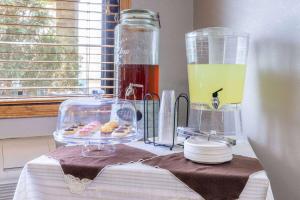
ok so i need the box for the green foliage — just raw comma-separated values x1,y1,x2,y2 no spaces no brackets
0,0,82,96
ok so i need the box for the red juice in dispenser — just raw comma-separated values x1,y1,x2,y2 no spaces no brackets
119,64,159,100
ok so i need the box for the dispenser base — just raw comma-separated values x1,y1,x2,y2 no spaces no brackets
81,144,115,157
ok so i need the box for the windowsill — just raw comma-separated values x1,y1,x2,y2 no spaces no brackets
0,97,68,105
0,97,66,119
0,94,114,119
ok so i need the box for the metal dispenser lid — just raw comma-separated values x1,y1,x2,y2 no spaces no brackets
120,9,160,27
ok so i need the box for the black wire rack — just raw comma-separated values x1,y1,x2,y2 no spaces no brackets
143,92,190,150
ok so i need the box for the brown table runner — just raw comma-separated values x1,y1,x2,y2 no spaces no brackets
48,144,155,180
48,145,263,199
142,152,263,200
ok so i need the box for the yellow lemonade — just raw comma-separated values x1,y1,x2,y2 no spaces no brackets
188,64,246,108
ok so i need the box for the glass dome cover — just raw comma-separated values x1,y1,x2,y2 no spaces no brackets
54,96,141,145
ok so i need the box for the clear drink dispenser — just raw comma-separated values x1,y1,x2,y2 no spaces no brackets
185,27,249,136
114,9,160,134
114,9,160,100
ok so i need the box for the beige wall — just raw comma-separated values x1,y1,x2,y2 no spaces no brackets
194,0,300,199
132,0,193,96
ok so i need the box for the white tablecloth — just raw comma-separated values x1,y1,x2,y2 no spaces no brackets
13,141,273,200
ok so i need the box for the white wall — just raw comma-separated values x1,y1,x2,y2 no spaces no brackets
194,0,300,199
132,0,193,96
0,117,56,139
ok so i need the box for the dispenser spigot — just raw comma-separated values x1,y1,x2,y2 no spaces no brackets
212,88,223,109
125,83,144,99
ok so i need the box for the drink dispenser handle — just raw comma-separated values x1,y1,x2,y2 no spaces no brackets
212,88,223,109
125,83,144,100
92,89,105,99
157,13,161,28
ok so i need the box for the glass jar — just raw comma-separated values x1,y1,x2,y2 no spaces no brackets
114,9,160,100
185,27,249,137
185,27,249,110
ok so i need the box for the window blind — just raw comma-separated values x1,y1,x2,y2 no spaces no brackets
0,0,119,98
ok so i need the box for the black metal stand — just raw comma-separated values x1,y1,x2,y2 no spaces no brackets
143,93,160,145
143,92,189,150
172,93,190,149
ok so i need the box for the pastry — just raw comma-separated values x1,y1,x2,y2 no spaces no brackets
90,121,100,126
64,128,75,135
100,121,119,135
86,124,96,129
106,121,119,129
78,123,85,128
70,125,78,129
77,121,101,136
78,128,90,136
88,122,101,132
100,125,114,134
111,125,132,137
112,127,129,137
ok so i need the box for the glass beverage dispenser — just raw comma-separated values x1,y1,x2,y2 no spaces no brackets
114,9,160,100
114,9,160,132
185,27,249,136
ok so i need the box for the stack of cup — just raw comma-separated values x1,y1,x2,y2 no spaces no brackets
158,90,176,145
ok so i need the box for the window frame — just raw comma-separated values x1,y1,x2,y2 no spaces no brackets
0,0,131,119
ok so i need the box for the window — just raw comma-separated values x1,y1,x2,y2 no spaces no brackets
0,0,131,118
